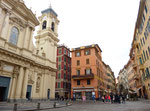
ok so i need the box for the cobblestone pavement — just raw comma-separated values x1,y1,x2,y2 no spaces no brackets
0,101,67,111
44,100,150,111
0,100,150,111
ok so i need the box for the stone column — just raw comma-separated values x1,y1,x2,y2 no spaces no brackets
15,67,24,99
22,68,29,99
10,74,17,99
1,10,11,39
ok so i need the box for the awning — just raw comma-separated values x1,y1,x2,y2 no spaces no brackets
128,89,137,94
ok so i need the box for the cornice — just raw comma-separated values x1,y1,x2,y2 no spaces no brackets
0,47,57,72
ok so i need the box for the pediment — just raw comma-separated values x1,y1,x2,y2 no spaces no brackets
10,15,26,27
6,0,39,26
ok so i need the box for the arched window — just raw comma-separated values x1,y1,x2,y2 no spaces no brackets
9,27,19,45
51,22,55,32
42,21,47,30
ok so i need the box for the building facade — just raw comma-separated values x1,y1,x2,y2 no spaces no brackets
55,45,71,99
131,0,150,99
118,67,128,93
71,44,105,100
0,0,59,101
105,65,116,93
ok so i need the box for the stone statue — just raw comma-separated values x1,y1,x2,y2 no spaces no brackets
36,77,41,93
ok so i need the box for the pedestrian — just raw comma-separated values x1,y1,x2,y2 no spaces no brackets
92,95,96,103
105,95,108,103
110,94,113,103
122,95,125,104
112,95,115,103
108,95,111,104
102,95,105,103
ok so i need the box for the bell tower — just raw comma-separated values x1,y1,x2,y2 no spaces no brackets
35,5,59,65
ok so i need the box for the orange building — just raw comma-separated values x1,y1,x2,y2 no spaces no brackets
71,44,104,100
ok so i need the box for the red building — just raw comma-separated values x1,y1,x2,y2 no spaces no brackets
55,45,71,99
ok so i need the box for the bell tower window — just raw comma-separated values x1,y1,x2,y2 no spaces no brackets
51,22,55,32
42,21,47,30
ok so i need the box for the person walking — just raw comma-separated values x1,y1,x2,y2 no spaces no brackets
102,95,105,103
108,95,111,104
105,95,108,103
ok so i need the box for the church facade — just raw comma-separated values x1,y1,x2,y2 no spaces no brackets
0,0,59,102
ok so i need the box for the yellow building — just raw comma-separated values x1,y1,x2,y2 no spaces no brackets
106,65,116,93
132,0,150,99
0,0,59,102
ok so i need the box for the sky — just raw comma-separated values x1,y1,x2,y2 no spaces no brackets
25,0,140,77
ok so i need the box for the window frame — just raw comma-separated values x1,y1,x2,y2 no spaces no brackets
86,59,90,64
42,20,47,30
76,51,81,57
77,80,80,85
77,60,80,66
9,26,19,45
85,49,90,55
87,79,90,85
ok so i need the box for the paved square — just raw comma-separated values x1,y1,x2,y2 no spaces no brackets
45,100,150,111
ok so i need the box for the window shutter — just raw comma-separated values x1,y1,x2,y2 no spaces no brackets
62,48,64,54
90,69,92,74
61,62,64,69
62,56,64,61
61,82,63,88
61,70,64,78
56,82,57,88
57,49,59,55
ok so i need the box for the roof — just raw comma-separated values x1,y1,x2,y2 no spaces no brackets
71,44,102,52
41,7,58,17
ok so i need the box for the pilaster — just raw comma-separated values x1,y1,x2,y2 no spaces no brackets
9,74,17,99
1,10,11,39
22,68,29,99
23,26,30,49
15,67,24,99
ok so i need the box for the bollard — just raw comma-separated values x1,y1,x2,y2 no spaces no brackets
37,102,40,110
53,102,56,108
13,103,17,111
66,101,68,106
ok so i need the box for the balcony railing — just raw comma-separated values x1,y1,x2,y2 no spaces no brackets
72,73,94,80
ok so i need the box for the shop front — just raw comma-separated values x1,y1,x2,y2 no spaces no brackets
73,88,95,100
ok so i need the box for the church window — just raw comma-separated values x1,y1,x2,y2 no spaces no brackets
9,27,19,45
42,21,47,30
51,22,55,32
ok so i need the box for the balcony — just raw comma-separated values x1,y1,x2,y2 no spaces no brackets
72,73,94,80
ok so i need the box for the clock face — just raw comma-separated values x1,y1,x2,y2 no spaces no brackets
43,16,47,21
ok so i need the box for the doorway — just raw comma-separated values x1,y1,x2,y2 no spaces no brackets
47,89,50,99
0,87,6,101
0,76,11,101
26,85,32,100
